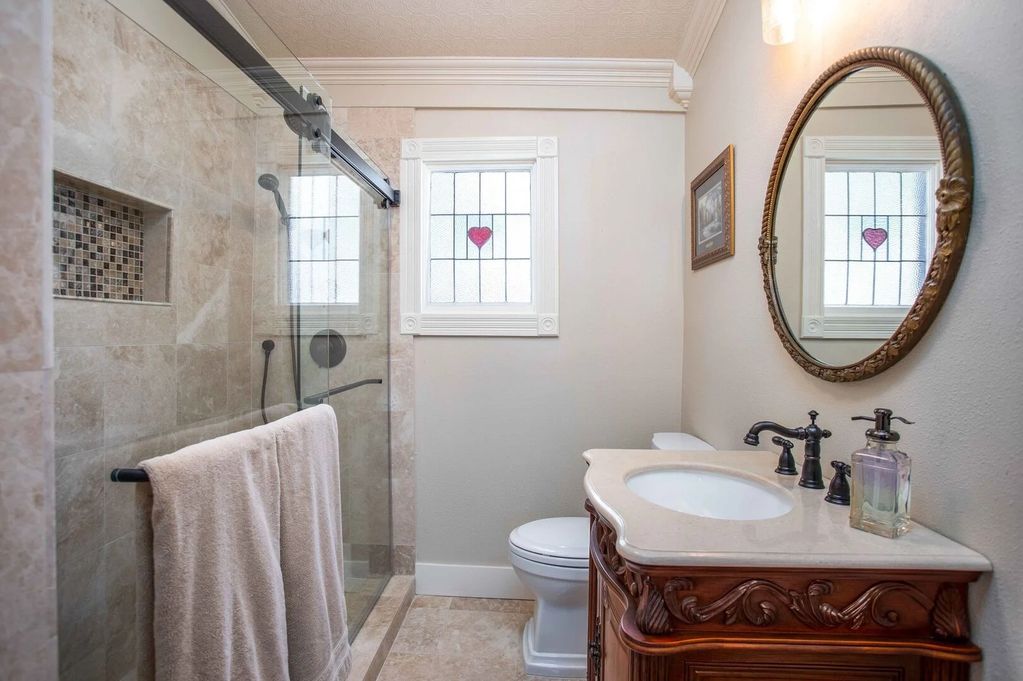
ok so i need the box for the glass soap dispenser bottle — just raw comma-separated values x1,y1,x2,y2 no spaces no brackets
849,408,915,538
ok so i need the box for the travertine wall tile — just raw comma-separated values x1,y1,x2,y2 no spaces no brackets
102,344,177,446
0,0,58,676
54,346,105,457
0,370,58,680
176,343,229,425
0,75,52,373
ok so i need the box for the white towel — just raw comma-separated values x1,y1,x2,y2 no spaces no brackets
136,424,289,681
275,405,351,681
136,405,350,681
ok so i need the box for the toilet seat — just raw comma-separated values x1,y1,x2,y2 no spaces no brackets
509,517,589,569
509,543,588,569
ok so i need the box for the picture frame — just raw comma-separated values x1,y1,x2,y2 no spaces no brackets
690,145,735,269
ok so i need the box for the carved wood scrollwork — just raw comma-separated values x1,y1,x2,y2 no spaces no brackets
594,515,640,598
635,577,672,635
931,585,971,641
661,578,934,631
592,514,972,642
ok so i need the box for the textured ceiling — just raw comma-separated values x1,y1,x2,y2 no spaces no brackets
239,0,701,59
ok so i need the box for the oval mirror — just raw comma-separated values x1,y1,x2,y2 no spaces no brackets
761,48,973,382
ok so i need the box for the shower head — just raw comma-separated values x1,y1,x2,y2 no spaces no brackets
257,173,289,222
257,173,279,192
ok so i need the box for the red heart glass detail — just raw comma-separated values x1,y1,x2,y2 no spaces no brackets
862,228,888,251
468,226,492,249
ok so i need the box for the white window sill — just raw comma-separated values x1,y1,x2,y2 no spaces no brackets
401,311,558,337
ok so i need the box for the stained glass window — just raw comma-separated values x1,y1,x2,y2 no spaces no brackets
287,174,362,305
823,169,931,307
427,170,532,304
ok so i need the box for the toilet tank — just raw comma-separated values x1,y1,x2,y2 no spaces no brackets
651,432,716,451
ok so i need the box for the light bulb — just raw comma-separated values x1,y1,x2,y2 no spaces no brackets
761,0,801,45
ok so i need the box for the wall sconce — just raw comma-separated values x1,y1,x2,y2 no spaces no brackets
761,0,801,45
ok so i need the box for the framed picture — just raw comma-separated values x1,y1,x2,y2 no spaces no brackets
690,145,735,269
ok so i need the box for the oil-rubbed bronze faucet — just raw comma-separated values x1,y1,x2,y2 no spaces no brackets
743,410,832,489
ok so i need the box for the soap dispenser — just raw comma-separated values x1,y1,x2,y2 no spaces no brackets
849,408,914,538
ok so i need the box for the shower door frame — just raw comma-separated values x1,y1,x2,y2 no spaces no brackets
161,0,400,208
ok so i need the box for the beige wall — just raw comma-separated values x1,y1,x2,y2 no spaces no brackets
682,1,1023,678
0,0,59,677
414,108,686,567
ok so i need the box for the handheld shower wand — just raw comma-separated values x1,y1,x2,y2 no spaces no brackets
257,173,289,221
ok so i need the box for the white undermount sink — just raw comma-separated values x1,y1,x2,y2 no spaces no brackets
626,466,794,521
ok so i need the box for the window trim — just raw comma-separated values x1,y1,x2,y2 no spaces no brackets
399,136,559,336
800,135,941,340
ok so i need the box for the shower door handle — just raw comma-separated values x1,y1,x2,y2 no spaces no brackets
302,378,383,405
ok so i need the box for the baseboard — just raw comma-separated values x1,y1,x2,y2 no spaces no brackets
415,562,533,600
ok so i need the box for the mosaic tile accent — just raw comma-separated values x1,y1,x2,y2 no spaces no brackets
53,180,144,300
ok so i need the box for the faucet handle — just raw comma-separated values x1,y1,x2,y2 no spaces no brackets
825,461,852,506
807,410,831,438
771,436,798,476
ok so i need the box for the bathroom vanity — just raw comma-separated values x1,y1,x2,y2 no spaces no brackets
583,449,991,681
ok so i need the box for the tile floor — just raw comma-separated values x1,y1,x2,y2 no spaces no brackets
377,596,575,681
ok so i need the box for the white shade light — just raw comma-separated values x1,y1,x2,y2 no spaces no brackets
761,0,801,45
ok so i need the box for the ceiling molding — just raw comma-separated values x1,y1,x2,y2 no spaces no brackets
669,63,694,111
675,0,726,75
306,57,674,88
304,57,692,112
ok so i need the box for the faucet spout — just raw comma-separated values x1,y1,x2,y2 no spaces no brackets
743,421,805,446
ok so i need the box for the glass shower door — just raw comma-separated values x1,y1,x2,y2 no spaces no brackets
253,128,393,636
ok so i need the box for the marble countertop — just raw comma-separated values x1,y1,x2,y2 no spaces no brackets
583,449,992,571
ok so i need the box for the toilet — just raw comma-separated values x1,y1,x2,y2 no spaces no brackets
509,433,714,678
650,432,716,451
509,517,590,677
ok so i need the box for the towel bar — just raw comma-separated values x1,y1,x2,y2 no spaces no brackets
108,379,382,482
110,468,150,482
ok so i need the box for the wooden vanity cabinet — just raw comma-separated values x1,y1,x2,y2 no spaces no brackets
586,505,983,681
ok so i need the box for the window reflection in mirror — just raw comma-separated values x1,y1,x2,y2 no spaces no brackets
773,67,941,367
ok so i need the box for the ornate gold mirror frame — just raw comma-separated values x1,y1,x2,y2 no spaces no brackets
760,47,973,382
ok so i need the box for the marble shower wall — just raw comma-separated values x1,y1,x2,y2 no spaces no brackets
0,0,59,677
335,108,417,574
51,0,264,678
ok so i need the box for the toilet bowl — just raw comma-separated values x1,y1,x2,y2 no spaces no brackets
509,517,589,678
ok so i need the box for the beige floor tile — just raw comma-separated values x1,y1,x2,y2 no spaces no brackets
391,608,528,661
378,598,574,681
450,597,534,614
410,595,452,609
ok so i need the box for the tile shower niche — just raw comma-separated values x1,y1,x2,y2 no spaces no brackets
53,172,171,302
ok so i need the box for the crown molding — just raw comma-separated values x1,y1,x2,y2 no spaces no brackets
675,0,726,75
303,57,692,112
306,57,674,87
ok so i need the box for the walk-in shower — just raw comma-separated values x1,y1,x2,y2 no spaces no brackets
52,0,397,678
